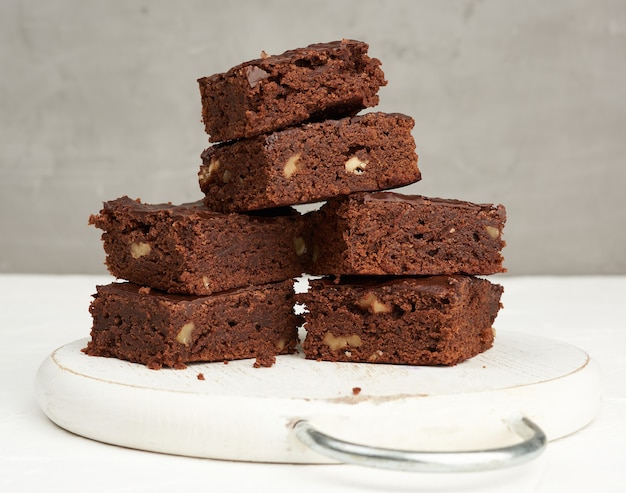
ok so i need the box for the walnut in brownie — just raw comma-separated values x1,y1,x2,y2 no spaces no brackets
199,113,420,212
89,196,309,295
308,192,506,276
299,275,502,366
84,280,301,369
198,39,387,142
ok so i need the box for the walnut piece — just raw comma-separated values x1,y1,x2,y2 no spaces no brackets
202,276,211,289
368,349,384,362
176,322,195,346
485,225,500,239
356,292,392,314
199,158,220,184
283,153,302,179
344,156,368,174
130,242,151,259
275,338,287,351
293,236,307,256
322,332,362,351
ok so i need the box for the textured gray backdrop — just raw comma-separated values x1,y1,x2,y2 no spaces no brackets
1,0,625,274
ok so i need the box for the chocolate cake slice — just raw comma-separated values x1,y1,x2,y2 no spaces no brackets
198,39,387,142
299,275,502,366
199,112,420,212
89,196,309,295
307,192,507,276
84,279,300,369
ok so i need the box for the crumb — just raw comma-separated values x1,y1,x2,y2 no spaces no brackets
253,353,276,368
197,373,205,381
138,286,151,294
482,365,487,369
352,387,362,395
223,360,229,365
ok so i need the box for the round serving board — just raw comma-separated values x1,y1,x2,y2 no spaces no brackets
35,330,601,465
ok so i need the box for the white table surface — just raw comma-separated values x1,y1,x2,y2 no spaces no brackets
1,274,624,492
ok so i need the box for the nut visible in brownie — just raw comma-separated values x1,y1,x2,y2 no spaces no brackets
89,196,310,295
307,192,507,276
298,275,502,366
198,39,387,142
199,113,420,212
84,279,301,369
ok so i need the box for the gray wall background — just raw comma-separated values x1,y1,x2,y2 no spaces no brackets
1,0,625,275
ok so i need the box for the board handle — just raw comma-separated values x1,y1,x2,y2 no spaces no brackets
293,415,546,473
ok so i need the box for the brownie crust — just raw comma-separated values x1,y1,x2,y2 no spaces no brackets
199,113,420,212
84,280,301,369
308,192,507,276
299,275,502,366
89,196,308,295
198,39,387,142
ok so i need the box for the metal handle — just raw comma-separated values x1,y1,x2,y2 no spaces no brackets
293,416,546,473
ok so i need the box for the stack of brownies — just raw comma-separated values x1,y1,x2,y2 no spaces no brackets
85,39,506,370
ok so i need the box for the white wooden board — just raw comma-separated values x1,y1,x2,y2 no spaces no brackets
35,330,601,464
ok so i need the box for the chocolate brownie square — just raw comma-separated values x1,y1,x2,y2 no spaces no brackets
84,279,300,369
307,192,506,276
198,39,387,142
299,275,502,366
199,112,420,212
89,196,309,295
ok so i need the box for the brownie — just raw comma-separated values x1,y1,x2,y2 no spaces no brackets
307,192,507,276
84,280,301,369
198,39,387,142
299,275,502,366
89,196,309,295
199,112,420,212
